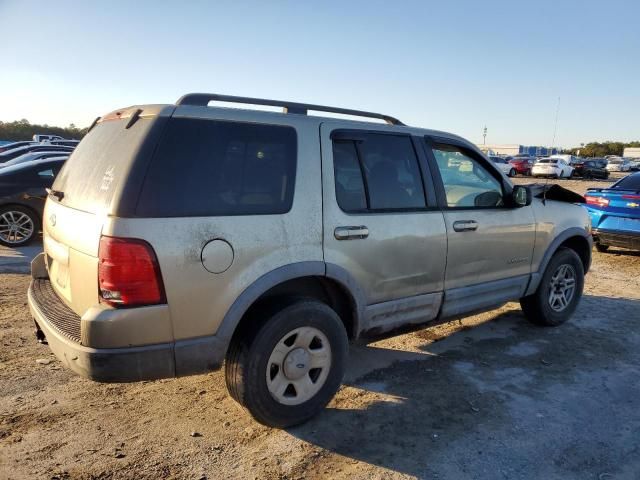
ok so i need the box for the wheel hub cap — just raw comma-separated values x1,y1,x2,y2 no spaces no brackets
548,264,576,312
265,326,332,406
283,348,311,380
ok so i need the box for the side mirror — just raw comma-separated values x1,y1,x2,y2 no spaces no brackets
512,185,532,207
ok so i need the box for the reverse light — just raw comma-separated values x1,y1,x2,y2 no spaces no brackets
584,195,609,207
98,236,166,307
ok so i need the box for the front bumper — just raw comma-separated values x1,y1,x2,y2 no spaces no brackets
28,254,225,382
593,229,640,251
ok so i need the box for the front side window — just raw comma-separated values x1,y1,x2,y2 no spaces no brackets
333,133,426,212
431,143,504,208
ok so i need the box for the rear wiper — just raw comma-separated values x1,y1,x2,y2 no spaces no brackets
46,188,64,201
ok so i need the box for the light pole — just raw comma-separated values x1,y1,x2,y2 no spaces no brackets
483,126,487,146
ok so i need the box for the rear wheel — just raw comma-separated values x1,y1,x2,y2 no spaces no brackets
225,299,348,428
520,248,584,326
509,168,517,177
0,206,39,247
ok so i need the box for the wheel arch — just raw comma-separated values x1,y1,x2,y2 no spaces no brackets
525,228,592,296
217,262,366,355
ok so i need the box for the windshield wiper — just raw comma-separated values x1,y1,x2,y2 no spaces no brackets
46,188,64,201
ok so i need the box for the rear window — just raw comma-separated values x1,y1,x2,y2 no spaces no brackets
52,117,156,213
613,174,640,191
136,118,297,217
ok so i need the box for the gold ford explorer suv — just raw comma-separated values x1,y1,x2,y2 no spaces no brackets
29,93,592,427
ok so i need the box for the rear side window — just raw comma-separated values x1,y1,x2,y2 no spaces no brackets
332,133,426,212
136,118,297,217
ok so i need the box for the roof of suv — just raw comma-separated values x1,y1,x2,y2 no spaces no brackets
98,92,469,148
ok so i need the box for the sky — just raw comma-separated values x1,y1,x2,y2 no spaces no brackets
0,0,638,147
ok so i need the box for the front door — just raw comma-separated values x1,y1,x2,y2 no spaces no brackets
424,138,536,315
321,123,448,330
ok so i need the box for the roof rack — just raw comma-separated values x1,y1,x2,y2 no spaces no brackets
175,93,405,126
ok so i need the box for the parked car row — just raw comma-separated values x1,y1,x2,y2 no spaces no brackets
487,153,640,180
0,137,76,246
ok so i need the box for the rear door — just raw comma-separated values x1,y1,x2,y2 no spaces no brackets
424,137,536,315
321,123,447,331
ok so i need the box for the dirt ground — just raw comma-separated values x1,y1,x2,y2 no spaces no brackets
1,174,640,480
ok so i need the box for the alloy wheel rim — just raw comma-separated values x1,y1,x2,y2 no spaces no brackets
266,326,332,405
0,211,34,245
548,263,576,312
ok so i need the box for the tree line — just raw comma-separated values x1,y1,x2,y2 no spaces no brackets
1,119,638,158
0,119,88,141
564,141,640,158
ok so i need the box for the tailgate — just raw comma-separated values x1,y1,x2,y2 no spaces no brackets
43,199,104,316
42,105,173,316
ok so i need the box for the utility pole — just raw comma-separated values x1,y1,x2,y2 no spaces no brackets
551,97,560,151
483,125,487,146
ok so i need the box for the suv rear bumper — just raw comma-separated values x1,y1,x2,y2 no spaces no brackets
28,255,226,382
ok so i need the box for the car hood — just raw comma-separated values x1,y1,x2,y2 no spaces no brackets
526,183,585,204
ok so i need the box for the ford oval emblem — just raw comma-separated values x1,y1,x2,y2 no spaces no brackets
50,214,56,226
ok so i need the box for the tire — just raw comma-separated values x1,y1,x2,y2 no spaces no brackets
520,247,584,327
595,243,609,253
509,168,517,177
225,299,348,428
0,205,39,247
584,171,592,180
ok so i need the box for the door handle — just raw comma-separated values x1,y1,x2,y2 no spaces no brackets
452,220,478,232
334,226,369,240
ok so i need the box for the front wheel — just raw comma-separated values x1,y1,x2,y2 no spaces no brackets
225,300,348,428
520,248,584,326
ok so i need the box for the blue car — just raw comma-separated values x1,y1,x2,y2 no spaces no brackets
584,172,640,252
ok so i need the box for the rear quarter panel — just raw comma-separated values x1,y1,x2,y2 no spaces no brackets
103,112,324,341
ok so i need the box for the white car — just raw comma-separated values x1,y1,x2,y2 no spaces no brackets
489,156,517,177
531,157,574,179
605,158,631,172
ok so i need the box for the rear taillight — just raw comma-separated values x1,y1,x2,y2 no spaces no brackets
622,194,640,200
585,195,609,207
98,236,166,307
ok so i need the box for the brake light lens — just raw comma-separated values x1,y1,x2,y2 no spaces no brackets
585,195,609,207
622,194,640,200
98,236,166,307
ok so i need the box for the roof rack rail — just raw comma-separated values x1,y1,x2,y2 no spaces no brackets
175,93,405,126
